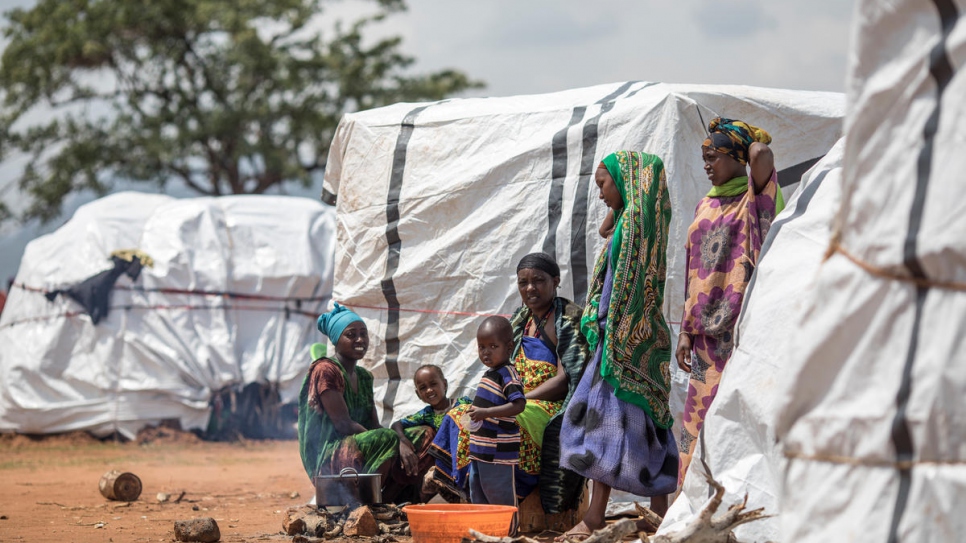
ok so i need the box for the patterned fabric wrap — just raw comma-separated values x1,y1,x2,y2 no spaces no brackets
581,151,674,428
678,169,781,483
515,337,560,454
701,117,773,165
681,170,780,339
429,297,590,511
560,251,679,497
430,402,473,502
678,334,729,486
397,397,473,432
511,298,589,513
468,365,526,464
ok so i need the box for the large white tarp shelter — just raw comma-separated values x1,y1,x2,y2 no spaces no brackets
773,1,966,541
321,82,845,425
0,193,336,438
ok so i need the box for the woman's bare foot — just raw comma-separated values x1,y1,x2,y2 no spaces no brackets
554,520,603,542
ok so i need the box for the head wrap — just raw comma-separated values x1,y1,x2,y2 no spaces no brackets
516,252,561,278
317,303,364,342
702,117,772,165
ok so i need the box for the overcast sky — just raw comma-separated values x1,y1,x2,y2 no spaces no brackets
0,0,855,280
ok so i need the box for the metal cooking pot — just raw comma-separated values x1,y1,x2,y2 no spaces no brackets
314,467,382,506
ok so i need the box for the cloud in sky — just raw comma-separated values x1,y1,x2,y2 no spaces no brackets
691,0,774,39
370,0,855,99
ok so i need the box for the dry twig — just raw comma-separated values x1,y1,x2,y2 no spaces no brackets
648,473,768,543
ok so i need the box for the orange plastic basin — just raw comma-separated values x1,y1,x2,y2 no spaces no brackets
404,503,517,543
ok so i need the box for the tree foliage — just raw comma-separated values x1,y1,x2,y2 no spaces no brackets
0,0,482,223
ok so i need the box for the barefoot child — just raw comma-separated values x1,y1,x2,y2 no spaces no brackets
391,365,471,487
467,316,526,532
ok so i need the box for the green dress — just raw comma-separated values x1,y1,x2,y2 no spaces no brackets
298,357,398,478
297,357,435,502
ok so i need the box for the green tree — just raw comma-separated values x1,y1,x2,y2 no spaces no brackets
0,0,482,224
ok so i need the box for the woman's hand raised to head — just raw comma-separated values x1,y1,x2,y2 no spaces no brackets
676,333,693,373
748,142,775,194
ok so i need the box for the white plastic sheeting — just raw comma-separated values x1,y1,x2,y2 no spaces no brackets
658,140,845,542
0,192,336,438
774,1,966,541
321,82,844,425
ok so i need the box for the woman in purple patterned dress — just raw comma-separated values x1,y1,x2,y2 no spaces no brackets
675,118,785,485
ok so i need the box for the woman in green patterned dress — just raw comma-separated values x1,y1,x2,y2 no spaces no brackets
298,304,434,503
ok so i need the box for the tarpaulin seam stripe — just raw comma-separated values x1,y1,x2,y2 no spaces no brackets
543,106,588,259
570,81,639,304
380,104,432,422
621,81,658,100
776,156,824,188
889,3,959,542
321,187,337,206
13,282,328,302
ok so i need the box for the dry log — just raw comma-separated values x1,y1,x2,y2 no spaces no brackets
468,519,637,543
98,470,142,502
324,523,343,538
647,473,768,543
634,502,664,533
466,529,543,543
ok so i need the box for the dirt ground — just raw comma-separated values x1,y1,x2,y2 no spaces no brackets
0,430,318,543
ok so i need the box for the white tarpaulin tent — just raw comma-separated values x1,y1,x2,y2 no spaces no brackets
773,1,966,541
0,192,336,439
321,82,844,426
658,139,845,541
658,1,966,542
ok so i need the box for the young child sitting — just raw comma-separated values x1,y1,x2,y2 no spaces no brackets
467,316,526,532
391,365,471,488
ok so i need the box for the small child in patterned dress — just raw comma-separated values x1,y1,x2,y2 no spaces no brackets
391,364,471,499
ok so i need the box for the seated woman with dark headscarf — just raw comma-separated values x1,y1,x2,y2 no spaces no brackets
430,253,590,515
298,304,435,503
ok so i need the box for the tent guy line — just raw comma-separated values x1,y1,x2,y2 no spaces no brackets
13,282,329,302
0,303,317,330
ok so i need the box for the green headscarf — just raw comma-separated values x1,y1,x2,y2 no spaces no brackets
599,153,626,270
707,175,786,215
